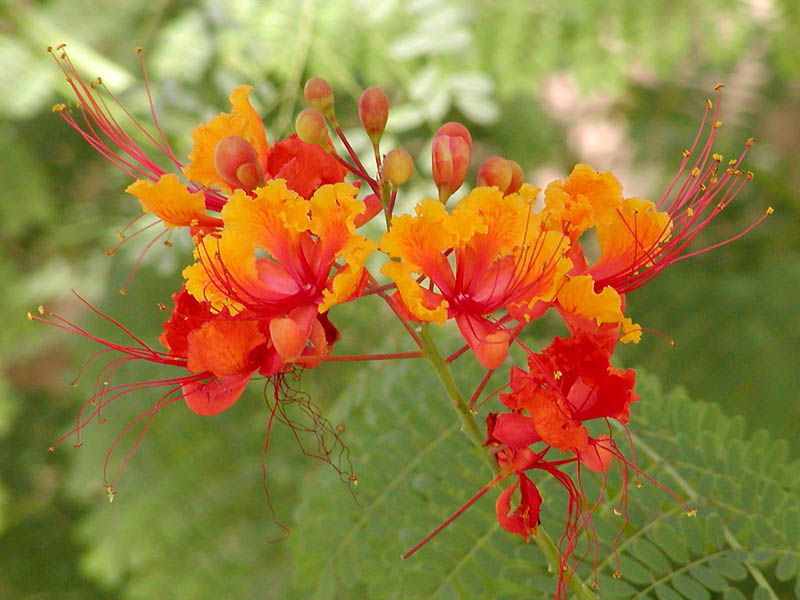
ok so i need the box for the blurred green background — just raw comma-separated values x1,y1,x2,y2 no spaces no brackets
1,0,798,598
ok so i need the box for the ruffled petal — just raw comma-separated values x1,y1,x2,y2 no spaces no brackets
127,174,217,228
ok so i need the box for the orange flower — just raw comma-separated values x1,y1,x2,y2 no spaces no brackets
183,180,375,367
381,185,572,368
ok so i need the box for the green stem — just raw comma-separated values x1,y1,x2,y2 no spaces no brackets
418,324,599,600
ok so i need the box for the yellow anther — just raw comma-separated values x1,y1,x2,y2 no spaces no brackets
713,120,722,128
746,137,755,147
682,149,691,158
157,302,167,310
699,184,707,192
766,206,774,215
119,288,128,295
706,99,713,109
26,312,33,321
712,153,723,162
190,218,200,227
687,207,694,217
38,305,45,314
714,83,725,90
686,509,697,517
52,103,67,112
613,508,623,516
690,167,700,177
553,370,563,380
613,570,622,579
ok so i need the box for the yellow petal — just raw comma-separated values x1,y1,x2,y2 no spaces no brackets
126,174,207,228
557,274,623,325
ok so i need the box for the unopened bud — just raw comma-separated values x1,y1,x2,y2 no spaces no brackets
304,77,335,120
295,109,329,148
383,148,413,187
477,156,524,195
432,122,472,203
358,87,390,145
213,135,263,191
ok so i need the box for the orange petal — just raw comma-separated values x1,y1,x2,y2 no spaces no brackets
182,372,252,416
557,274,623,325
186,319,265,377
126,174,214,228
591,197,672,283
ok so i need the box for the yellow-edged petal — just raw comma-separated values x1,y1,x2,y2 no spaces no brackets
126,174,208,228
379,199,452,269
593,197,672,279
544,164,623,239
557,274,623,325
381,260,449,324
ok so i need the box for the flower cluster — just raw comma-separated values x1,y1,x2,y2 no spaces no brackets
36,45,771,598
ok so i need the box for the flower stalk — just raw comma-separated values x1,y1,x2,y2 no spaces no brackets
418,324,599,600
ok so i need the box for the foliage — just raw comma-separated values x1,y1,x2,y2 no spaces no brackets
1,1,798,598
290,362,800,599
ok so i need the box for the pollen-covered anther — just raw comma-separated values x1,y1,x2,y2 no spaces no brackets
686,509,698,517
383,148,414,187
52,103,67,112
714,120,723,128
213,135,264,191
304,77,335,120
358,87,390,146
712,153,723,162
746,137,755,147
295,108,330,149
431,122,472,203
766,206,774,215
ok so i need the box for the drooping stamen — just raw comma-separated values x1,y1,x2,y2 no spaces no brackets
49,46,227,212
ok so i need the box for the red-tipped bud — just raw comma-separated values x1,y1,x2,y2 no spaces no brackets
354,193,382,227
383,148,413,187
358,87,390,145
304,77,335,120
432,122,472,203
213,135,263,191
476,156,524,195
295,108,329,148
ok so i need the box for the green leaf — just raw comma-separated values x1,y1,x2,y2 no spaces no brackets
775,552,797,581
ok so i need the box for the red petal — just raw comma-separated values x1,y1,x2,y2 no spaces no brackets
182,372,252,416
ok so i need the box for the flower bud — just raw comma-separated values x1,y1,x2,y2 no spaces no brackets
304,77,335,120
358,87,390,145
383,148,413,187
295,108,329,148
477,156,524,195
213,135,263,191
431,122,472,203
